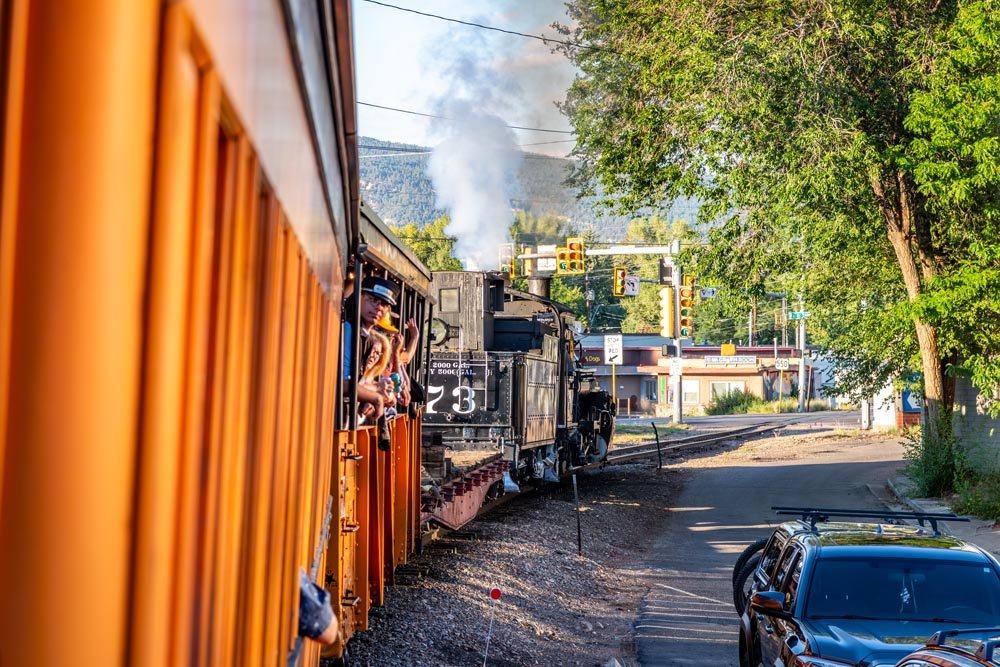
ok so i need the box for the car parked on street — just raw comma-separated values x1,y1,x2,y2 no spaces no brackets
739,507,1000,667
896,627,1000,666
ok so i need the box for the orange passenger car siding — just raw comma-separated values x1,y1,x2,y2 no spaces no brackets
0,1,431,666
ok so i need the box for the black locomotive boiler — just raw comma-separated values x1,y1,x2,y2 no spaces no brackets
422,272,616,490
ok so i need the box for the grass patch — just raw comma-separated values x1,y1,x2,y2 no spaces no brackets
613,420,687,446
953,471,1000,522
705,390,833,415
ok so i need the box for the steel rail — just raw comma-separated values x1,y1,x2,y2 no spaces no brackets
605,422,786,464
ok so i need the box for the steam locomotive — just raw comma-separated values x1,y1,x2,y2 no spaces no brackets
422,272,616,488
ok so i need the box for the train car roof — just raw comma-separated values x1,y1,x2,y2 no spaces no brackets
358,202,433,297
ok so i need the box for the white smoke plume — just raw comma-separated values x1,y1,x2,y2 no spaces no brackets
427,101,521,270
420,1,577,269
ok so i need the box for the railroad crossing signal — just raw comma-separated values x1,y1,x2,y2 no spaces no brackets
678,284,694,338
612,266,627,296
659,287,674,338
556,237,585,274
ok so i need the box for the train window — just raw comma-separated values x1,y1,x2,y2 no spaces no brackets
439,287,459,312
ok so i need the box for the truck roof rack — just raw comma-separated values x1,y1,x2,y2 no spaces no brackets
927,627,1000,663
772,506,969,535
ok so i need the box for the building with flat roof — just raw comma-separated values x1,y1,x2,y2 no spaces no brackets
579,335,818,415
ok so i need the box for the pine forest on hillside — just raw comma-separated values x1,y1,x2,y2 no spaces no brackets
358,136,697,236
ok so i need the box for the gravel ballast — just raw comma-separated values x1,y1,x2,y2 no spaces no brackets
343,426,896,667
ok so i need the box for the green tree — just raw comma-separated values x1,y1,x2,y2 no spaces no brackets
510,210,576,247
391,216,463,271
558,1,1000,482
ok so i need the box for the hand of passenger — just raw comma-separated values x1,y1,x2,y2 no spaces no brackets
405,317,419,340
379,376,394,397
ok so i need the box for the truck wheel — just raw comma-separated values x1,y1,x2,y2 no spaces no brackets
733,552,761,614
731,537,767,590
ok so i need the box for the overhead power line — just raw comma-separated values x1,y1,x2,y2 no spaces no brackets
359,102,574,135
360,0,617,55
358,143,574,161
359,141,573,151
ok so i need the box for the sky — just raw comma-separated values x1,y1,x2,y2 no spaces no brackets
351,0,578,158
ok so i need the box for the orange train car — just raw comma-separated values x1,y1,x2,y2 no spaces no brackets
0,1,428,666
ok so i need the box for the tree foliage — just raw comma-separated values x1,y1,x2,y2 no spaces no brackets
391,216,463,271
557,0,1000,435
510,210,576,247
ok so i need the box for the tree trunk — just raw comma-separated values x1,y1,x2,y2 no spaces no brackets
914,320,945,429
874,175,951,424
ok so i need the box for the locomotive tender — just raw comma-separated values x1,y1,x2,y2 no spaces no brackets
423,272,616,489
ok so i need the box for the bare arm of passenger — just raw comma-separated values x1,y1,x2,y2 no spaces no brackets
399,318,420,364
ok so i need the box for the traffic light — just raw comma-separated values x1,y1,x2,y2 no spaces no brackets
566,237,584,273
556,247,570,274
658,258,674,286
678,284,694,338
499,243,515,277
556,238,585,274
659,287,674,337
612,266,627,296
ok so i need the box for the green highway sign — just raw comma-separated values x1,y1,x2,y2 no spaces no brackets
788,311,810,320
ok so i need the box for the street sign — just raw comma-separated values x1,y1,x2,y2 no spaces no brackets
788,311,810,320
604,334,623,366
623,275,640,296
775,359,790,371
902,388,923,413
537,244,556,272
699,287,718,299
705,355,756,365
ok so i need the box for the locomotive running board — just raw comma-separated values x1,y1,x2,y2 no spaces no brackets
421,460,509,531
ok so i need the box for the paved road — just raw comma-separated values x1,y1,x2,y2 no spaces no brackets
632,430,902,666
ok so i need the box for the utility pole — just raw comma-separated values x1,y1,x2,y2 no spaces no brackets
672,266,684,424
782,296,788,347
585,275,593,333
797,295,807,413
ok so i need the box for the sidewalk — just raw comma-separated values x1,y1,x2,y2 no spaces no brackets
885,475,1000,558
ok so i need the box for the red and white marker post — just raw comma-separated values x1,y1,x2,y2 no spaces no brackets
482,587,502,666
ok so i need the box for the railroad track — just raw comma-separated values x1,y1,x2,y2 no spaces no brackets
605,422,786,465
422,421,791,541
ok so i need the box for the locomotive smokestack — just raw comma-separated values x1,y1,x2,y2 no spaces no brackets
527,275,551,299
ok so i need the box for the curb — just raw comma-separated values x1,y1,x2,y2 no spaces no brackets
884,477,953,535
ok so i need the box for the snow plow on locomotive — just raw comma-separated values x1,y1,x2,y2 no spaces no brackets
420,272,616,530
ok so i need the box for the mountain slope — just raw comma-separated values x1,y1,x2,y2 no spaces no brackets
358,136,664,237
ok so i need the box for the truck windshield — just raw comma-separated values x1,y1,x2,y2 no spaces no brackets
806,557,1000,624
